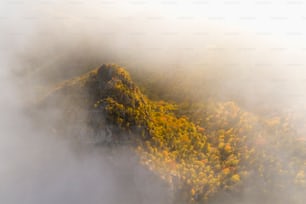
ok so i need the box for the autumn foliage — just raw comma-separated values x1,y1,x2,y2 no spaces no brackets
42,64,306,203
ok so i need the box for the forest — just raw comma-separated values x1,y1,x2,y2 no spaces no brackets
39,64,306,204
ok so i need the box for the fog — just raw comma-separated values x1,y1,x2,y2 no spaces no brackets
0,1,305,204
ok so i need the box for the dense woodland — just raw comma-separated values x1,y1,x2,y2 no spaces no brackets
41,64,306,204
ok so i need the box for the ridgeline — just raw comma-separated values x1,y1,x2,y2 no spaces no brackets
39,64,306,204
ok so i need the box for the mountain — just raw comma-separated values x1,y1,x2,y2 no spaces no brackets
38,64,306,204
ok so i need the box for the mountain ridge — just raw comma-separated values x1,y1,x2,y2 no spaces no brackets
38,64,306,204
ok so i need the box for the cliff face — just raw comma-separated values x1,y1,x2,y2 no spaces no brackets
39,64,306,204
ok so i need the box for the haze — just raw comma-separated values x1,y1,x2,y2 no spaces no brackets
0,1,305,204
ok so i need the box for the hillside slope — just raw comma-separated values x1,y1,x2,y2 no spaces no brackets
39,64,306,204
